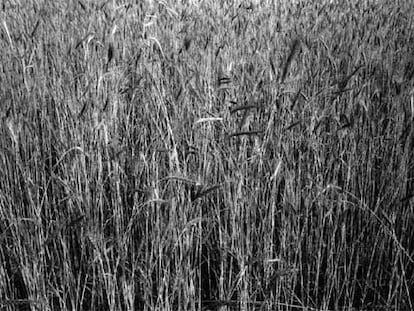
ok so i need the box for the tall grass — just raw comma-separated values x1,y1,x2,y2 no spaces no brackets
0,0,413,310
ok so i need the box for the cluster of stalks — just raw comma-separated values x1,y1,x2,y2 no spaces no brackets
0,0,413,310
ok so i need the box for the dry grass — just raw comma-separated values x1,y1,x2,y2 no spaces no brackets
0,0,413,310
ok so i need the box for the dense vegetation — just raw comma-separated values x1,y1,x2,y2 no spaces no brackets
1,0,413,310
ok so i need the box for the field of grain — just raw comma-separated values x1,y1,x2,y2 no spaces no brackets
1,1,413,310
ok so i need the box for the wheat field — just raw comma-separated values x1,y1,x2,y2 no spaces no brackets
0,0,413,310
